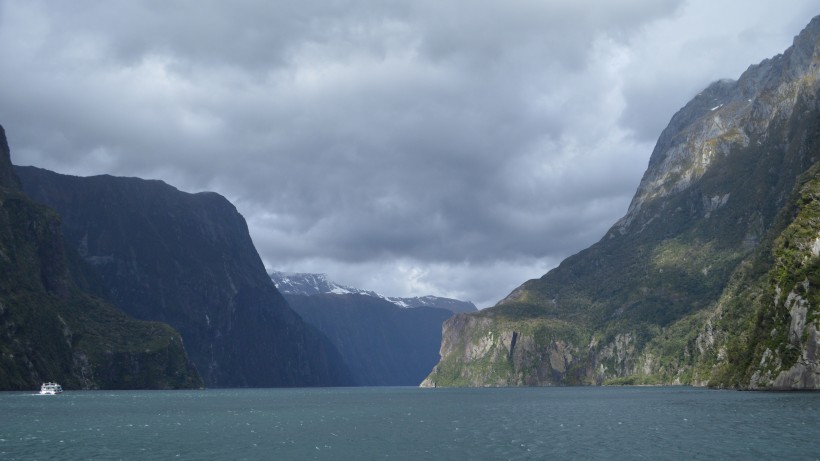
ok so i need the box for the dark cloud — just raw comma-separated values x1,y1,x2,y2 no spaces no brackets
0,0,815,307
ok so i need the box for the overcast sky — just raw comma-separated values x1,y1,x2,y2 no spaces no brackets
0,1,816,308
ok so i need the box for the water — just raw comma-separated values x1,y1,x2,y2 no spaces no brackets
1,386,818,460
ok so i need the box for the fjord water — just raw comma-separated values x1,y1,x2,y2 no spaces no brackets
2,387,818,460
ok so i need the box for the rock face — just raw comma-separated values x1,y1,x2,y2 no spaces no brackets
709,175,820,390
271,271,478,313
0,125,202,390
424,15,820,389
17,167,352,388
286,293,453,386
0,126,20,190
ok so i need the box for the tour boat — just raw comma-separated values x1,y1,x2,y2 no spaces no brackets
39,382,63,395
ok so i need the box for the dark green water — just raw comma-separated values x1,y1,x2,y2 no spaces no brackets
1,386,818,460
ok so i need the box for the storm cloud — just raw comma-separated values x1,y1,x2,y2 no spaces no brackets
0,1,816,307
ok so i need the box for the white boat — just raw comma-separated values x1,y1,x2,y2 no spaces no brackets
39,382,63,395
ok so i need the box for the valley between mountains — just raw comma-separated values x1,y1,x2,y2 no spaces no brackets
2,15,819,391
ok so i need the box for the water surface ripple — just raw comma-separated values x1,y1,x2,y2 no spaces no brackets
2,386,818,460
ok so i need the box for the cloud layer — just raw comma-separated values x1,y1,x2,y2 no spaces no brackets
1,1,816,307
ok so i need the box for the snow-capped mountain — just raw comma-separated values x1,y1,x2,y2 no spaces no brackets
270,271,380,296
270,271,477,313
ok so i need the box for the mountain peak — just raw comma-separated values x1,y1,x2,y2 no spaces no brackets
270,271,376,297
790,14,820,74
617,15,820,234
799,14,820,43
0,124,21,191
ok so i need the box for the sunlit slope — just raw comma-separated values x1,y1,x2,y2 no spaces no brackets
423,15,820,389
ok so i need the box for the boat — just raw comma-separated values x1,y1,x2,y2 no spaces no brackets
39,382,63,395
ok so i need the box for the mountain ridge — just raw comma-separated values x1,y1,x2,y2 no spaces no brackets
620,15,819,233
270,270,477,313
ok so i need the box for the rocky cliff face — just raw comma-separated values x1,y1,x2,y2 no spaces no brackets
17,167,352,388
690,169,820,389
0,126,20,190
424,15,820,389
286,293,453,386
619,15,819,234
0,125,202,390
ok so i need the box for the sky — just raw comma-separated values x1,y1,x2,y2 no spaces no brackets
0,1,817,308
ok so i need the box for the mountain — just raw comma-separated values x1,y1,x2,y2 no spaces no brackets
0,125,202,390
285,293,453,385
16,167,352,388
388,295,478,313
271,271,382,297
423,16,820,390
271,270,469,385
270,271,478,313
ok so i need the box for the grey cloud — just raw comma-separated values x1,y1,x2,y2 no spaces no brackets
0,0,815,307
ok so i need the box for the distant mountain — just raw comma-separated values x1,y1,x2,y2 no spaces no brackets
0,125,202,390
271,271,381,297
391,295,477,313
270,271,469,385
17,167,352,388
270,271,478,313
285,293,453,386
424,15,820,390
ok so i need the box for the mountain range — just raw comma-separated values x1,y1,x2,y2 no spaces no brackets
4,15,819,392
423,15,820,390
270,271,477,313
272,271,471,385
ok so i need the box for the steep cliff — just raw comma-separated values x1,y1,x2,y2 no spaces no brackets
424,15,820,389
690,165,820,389
0,125,20,190
286,293,453,385
0,125,202,390
16,167,352,388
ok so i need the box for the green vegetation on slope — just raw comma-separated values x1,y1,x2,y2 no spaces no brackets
704,164,820,388
425,17,820,388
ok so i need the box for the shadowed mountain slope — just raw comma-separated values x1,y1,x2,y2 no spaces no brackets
286,293,453,385
17,166,352,388
1,125,202,390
